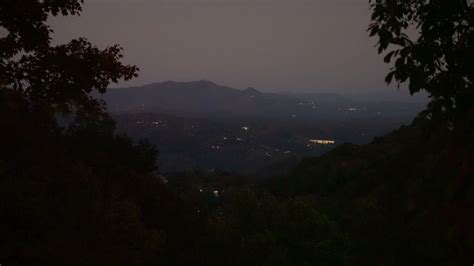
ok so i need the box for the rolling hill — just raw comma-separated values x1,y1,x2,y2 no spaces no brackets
103,80,425,121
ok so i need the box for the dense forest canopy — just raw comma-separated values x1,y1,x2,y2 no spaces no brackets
0,1,163,265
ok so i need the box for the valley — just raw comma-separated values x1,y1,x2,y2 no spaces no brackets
106,81,426,175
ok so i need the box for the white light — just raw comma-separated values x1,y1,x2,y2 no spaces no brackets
309,139,335,145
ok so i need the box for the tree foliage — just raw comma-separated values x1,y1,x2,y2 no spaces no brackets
369,0,474,128
0,0,138,120
0,1,167,265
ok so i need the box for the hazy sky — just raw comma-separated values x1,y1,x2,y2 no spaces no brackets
49,0,414,97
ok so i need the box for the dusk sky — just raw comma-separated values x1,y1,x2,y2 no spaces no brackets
49,0,418,98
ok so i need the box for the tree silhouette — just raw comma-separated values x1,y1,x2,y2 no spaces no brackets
0,2,173,265
369,0,474,132
0,0,138,122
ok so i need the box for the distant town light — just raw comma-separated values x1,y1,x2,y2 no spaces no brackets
309,139,335,145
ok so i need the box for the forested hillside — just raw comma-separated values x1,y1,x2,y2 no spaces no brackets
267,119,474,265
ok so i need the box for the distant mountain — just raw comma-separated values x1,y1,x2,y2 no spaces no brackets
103,80,298,118
102,80,424,121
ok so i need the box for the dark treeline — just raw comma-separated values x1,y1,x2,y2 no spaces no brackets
0,0,473,265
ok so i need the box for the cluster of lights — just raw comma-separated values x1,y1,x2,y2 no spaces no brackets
309,139,336,145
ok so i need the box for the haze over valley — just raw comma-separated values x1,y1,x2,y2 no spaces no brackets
104,80,426,174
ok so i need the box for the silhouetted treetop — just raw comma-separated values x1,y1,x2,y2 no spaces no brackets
0,0,83,56
369,0,474,125
0,0,138,118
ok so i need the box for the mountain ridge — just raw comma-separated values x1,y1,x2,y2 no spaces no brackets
103,81,423,121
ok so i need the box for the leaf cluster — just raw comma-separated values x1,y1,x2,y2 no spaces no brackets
369,0,474,127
